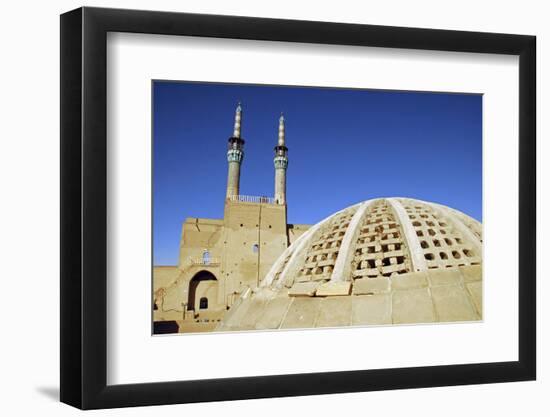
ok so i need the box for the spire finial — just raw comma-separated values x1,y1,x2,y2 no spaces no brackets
277,112,285,146
233,101,242,138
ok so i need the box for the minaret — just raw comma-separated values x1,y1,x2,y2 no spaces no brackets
274,113,288,205
226,102,245,199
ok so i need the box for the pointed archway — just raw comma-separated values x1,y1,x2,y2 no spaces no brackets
188,271,218,312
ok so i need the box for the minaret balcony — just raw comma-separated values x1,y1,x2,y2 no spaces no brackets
228,136,245,148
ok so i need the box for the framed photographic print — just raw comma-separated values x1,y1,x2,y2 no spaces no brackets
60,6,536,409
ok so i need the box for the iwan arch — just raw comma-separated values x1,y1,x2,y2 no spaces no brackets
153,103,483,334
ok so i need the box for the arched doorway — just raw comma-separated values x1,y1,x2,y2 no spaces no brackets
188,271,218,312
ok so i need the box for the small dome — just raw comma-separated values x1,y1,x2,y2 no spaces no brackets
218,198,483,331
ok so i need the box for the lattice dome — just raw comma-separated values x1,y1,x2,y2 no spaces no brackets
218,198,483,331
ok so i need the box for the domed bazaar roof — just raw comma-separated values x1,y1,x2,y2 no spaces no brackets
217,198,483,331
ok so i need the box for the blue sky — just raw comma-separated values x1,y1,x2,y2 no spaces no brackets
153,81,482,265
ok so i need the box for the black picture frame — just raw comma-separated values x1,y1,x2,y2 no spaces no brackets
60,6,536,410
